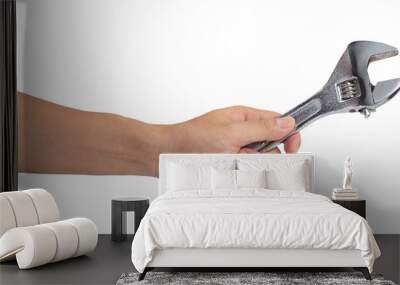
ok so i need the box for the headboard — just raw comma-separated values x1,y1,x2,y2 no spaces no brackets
158,153,315,195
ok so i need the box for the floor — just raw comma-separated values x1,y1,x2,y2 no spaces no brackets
0,235,399,285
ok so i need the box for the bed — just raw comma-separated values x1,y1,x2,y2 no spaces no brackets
131,153,380,280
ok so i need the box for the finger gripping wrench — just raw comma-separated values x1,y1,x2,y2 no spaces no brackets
247,41,400,152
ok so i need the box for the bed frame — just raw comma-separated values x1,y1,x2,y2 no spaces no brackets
139,154,372,280
140,248,370,280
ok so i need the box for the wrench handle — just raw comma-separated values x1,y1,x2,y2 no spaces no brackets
245,96,322,152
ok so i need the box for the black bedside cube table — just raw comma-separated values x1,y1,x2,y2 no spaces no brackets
111,197,149,242
332,199,366,219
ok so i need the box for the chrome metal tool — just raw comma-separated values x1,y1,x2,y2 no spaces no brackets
247,41,400,152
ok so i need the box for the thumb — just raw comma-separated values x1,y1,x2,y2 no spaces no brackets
232,116,295,146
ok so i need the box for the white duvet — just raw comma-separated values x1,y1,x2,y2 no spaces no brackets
131,190,380,273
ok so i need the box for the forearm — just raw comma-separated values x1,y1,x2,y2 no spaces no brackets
17,93,172,176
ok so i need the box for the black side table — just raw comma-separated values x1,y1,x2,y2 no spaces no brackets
111,197,149,242
332,199,366,219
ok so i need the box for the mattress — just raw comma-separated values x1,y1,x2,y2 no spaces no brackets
131,190,380,273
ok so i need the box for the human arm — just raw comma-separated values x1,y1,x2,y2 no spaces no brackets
17,92,300,177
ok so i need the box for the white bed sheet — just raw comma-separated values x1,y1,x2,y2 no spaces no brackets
131,190,380,273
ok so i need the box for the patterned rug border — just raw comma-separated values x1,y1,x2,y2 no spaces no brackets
116,271,396,285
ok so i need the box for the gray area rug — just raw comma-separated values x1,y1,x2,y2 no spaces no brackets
116,272,396,285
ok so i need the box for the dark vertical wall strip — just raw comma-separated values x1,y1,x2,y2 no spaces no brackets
0,0,17,192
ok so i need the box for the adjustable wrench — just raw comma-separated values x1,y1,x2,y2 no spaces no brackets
247,41,400,152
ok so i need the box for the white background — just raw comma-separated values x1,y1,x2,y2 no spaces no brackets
16,0,400,233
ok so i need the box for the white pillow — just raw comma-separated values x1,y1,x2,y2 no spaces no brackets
236,169,267,189
266,164,307,191
211,168,236,190
166,163,211,191
238,159,310,191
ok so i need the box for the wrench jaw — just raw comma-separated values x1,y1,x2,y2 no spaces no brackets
346,41,399,115
325,41,400,117
370,78,400,109
348,41,398,65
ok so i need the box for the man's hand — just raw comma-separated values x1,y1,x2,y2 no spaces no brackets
168,106,300,155
18,93,301,177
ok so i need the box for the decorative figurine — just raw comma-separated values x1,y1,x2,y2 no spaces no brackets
342,156,353,190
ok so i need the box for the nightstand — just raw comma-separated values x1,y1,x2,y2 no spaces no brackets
111,197,150,241
332,199,366,219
